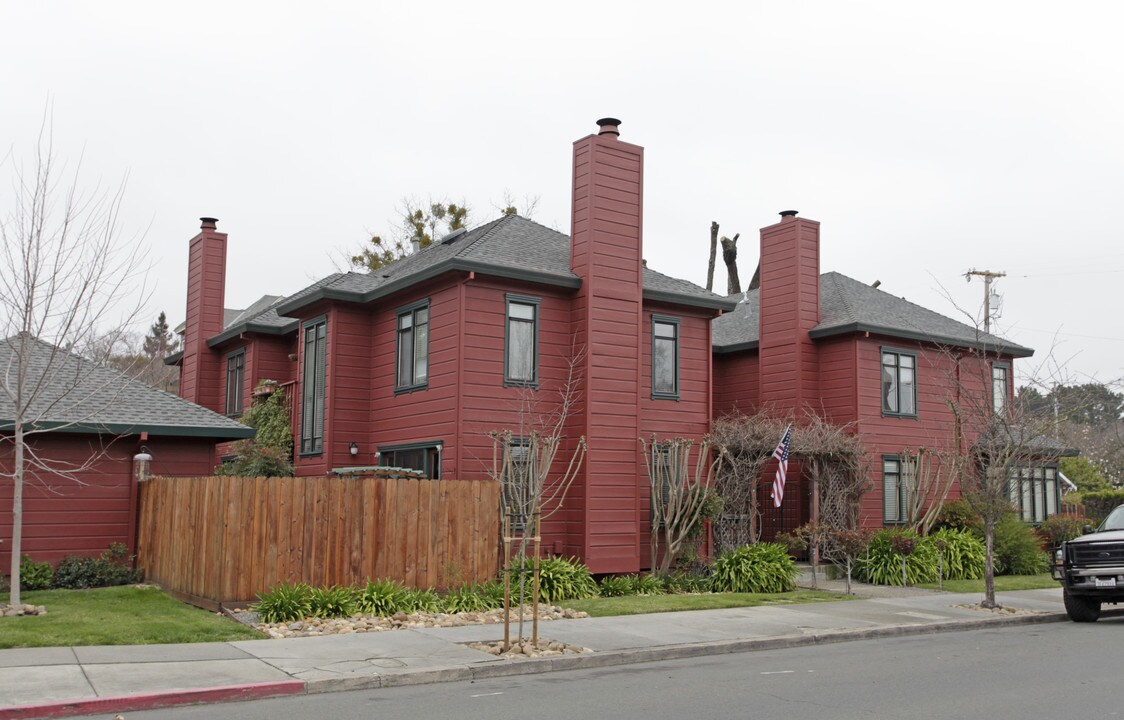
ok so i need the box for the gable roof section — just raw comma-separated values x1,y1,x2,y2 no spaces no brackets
2,336,255,438
712,271,1034,357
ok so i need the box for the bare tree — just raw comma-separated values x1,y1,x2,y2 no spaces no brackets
0,126,146,604
640,435,723,575
721,232,742,295
706,221,719,292
899,446,957,535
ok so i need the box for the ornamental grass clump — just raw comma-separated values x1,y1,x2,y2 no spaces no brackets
930,527,985,580
254,582,312,623
598,574,633,597
709,543,799,594
353,579,408,616
857,530,939,586
306,585,356,618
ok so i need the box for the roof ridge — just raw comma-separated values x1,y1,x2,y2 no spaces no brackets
826,272,856,322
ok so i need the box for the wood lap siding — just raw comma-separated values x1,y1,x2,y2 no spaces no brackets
135,475,500,607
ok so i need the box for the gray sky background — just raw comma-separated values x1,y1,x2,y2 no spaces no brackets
3,1,1121,387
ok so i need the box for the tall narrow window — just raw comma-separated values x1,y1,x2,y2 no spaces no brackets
881,350,917,417
652,317,680,400
883,456,905,524
300,318,327,455
505,295,539,387
992,363,1009,415
396,302,429,391
225,350,244,417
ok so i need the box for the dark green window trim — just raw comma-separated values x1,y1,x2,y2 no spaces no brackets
882,454,907,525
1006,464,1060,524
992,362,1010,416
880,346,918,419
299,316,327,457
225,349,245,418
395,299,430,394
651,315,680,400
378,439,443,479
504,294,540,388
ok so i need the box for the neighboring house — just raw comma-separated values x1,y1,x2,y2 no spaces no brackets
1,336,254,566
168,118,1064,575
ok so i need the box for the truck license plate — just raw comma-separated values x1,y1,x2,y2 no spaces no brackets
1095,577,1117,588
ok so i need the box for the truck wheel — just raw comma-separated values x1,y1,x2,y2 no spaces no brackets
1063,588,1101,622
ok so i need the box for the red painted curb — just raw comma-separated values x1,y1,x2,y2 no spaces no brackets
0,680,306,720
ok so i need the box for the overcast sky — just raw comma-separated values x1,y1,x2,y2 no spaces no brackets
3,1,1121,386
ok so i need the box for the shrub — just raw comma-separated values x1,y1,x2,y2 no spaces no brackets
402,587,441,613
929,528,985,580
709,543,799,593
510,555,598,603
659,570,709,594
856,530,939,586
932,499,982,534
598,574,633,597
1039,514,1089,548
993,515,1048,575
1075,490,1124,524
354,579,408,616
216,384,294,477
307,585,355,618
53,543,142,589
441,582,502,613
254,582,312,623
627,573,665,596
19,555,53,591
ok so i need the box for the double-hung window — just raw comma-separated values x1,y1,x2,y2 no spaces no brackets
505,295,539,387
1008,466,1059,523
652,316,680,400
882,455,906,524
225,350,245,417
300,318,327,455
881,349,917,417
992,363,1009,415
396,301,429,392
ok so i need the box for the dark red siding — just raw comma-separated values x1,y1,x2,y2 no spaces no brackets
180,220,227,412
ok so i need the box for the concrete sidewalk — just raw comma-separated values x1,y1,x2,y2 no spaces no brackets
0,587,1067,719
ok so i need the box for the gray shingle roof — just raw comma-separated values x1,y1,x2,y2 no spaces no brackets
712,271,1033,357
2,336,255,438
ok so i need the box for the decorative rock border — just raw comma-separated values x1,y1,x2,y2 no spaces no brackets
1,603,47,617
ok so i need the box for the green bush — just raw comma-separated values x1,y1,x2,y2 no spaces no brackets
598,574,633,597
994,515,1048,575
53,544,142,589
354,579,408,616
1077,490,1124,524
627,573,664,595
856,530,939,586
402,587,441,613
659,570,709,594
440,582,502,613
306,585,355,618
709,543,799,593
1038,514,1089,548
929,528,985,580
510,555,598,603
19,555,53,591
932,499,982,534
254,582,312,623
217,384,294,477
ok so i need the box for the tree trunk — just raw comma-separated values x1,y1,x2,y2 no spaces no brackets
983,520,997,608
9,424,24,606
706,221,718,292
721,234,741,295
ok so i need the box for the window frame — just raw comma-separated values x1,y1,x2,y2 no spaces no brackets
882,455,907,525
395,299,430,393
992,362,1010,416
224,349,245,418
504,294,540,388
651,315,681,401
880,347,918,419
649,442,678,527
299,316,328,457
1007,465,1060,524
378,440,443,479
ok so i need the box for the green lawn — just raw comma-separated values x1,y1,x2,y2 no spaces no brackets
564,589,852,617
918,573,1058,594
0,585,263,649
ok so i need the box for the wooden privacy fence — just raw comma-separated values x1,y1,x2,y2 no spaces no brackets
136,475,500,607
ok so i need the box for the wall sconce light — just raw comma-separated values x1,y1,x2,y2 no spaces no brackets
349,442,359,457
133,446,153,483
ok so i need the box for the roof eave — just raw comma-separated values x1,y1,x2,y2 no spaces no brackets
712,340,759,355
643,289,739,312
163,351,184,366
207,319,300,348
808,322,1035,358
1,420,256,439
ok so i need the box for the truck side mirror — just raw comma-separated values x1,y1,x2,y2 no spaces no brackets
1083,524,1095,535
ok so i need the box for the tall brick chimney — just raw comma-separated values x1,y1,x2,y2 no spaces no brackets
758,210,821,412
569,118,644,573
179,217,227,412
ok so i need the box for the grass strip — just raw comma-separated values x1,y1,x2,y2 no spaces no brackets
564,589,851,617
918,573,1058,594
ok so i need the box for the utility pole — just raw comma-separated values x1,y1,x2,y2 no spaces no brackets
964,269,1006,334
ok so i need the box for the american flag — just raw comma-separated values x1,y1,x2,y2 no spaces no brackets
772,425,792,508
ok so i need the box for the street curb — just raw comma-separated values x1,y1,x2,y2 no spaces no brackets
0,680,306,720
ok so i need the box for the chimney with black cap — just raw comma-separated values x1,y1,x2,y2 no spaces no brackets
180,216,228,410
567,117,645,573
758,209,821,411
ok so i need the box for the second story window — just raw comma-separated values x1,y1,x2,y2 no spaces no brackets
992,363,1009,415
300,318,327,455
396,302,429,391
225,350,244,417
881,349,917,417
505,295,539,387
652,317,680,400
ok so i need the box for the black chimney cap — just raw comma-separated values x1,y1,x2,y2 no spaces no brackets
779,210,799,218
596,118,621,135
200,217,219,229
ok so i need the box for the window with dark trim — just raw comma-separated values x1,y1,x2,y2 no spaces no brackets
649,443,677,526
883,455,906,524
379,440,442,479
225,350,245,417
992,363,1009,415
300,318,327,455
396,301,429,391
505,295,539,387
881,349,917,417
1008,466,1059,524
652,316,680,400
